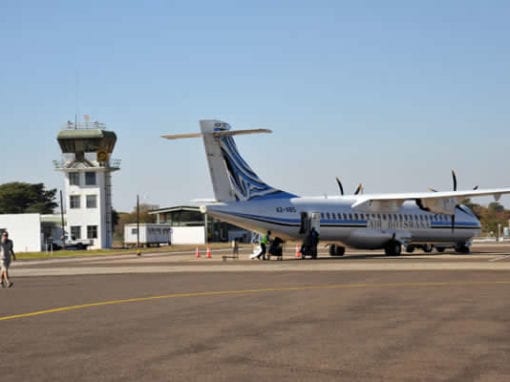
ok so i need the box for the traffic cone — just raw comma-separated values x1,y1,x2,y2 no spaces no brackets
206,247,212,259
195,247,201,259
295,243,301,258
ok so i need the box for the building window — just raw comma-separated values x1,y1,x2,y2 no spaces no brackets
70,195,81,209
69,172,80,186
87,225,98,239
85,172,96,185
86,195,97,208
70,226,81,240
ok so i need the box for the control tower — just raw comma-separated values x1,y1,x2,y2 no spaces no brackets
54,119,120,249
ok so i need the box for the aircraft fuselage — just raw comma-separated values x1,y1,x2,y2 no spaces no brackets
204,196,480,249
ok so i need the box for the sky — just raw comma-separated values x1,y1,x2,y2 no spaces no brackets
1,0,509,211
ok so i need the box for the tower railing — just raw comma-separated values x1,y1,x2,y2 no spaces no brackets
53,158,121,170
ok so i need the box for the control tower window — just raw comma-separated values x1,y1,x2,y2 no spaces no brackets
85,172,96,185
70,195,81,209
87,225,98,239
86,195,97,209
69,172,80,186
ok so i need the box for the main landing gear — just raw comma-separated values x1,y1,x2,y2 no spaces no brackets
384,240,402,256
455,243,471,254
329,244,345,257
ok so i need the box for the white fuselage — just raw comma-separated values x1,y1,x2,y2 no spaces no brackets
204,195,480,249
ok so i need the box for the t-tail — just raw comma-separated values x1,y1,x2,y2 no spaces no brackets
162,120,295,202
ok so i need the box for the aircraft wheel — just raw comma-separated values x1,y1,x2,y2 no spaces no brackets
436,247,446,253
336,246,345,256
329,244,337,256
423,244,433,253
455,244,471,254
385,241,402,256
406,245,415,253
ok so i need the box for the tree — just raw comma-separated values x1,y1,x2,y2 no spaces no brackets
113,203,158,240
0,182,57,214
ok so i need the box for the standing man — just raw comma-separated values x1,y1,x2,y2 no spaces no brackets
231,238,240,259
1,231,16,288
256,231,271,260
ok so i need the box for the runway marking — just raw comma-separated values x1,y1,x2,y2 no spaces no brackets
489,255,510,262
2,280,510,322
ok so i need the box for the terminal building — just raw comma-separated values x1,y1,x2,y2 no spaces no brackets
149,205,252,244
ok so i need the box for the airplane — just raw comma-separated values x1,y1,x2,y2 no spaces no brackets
163,120,510,257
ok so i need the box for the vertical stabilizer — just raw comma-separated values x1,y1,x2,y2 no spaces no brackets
200,120,236,202
163,120,295,202
200,120,294,202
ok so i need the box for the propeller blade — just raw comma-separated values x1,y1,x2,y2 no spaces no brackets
451,214,455,233
452,170,457,191
336,177,344,196
354,183,363,195
473,185,479,190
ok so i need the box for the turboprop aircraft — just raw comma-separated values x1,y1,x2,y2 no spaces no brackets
163,120,510,257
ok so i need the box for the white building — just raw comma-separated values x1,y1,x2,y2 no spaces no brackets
0,214,41,252
54,122,120,249
124,223,172,247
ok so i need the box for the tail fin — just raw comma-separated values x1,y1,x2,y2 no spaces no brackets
163,120,294,202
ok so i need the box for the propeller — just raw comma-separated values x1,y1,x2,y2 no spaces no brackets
336,178,363,195
429,170,479,233
336,177,344,196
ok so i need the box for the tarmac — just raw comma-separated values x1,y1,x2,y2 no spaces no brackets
1,243,510,381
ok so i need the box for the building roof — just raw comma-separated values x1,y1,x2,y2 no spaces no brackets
148,205,201,215
57,128,117,153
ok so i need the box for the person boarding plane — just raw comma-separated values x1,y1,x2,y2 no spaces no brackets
163,120,510,257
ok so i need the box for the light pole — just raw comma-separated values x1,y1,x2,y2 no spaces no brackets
136,194,141,256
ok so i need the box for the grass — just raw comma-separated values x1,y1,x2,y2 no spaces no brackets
16,242,248,260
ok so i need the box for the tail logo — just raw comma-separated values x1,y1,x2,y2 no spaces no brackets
220,135,281,201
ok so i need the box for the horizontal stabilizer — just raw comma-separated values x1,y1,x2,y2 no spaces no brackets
161,133,202,140
162,128,271,141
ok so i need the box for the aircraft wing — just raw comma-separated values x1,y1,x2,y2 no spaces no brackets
351,188,510,215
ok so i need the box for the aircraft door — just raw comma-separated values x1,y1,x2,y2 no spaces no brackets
299,212,309,234
310,212,321,234
299,212,321,259
299,212,321,235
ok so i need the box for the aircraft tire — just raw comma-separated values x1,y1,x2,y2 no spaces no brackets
455,244,471,254
385,241,402,256
423,244,433,253
406,245,415,253
436,247,446,253
329,245,345,256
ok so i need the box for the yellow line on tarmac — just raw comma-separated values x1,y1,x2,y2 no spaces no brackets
2,280,510,322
